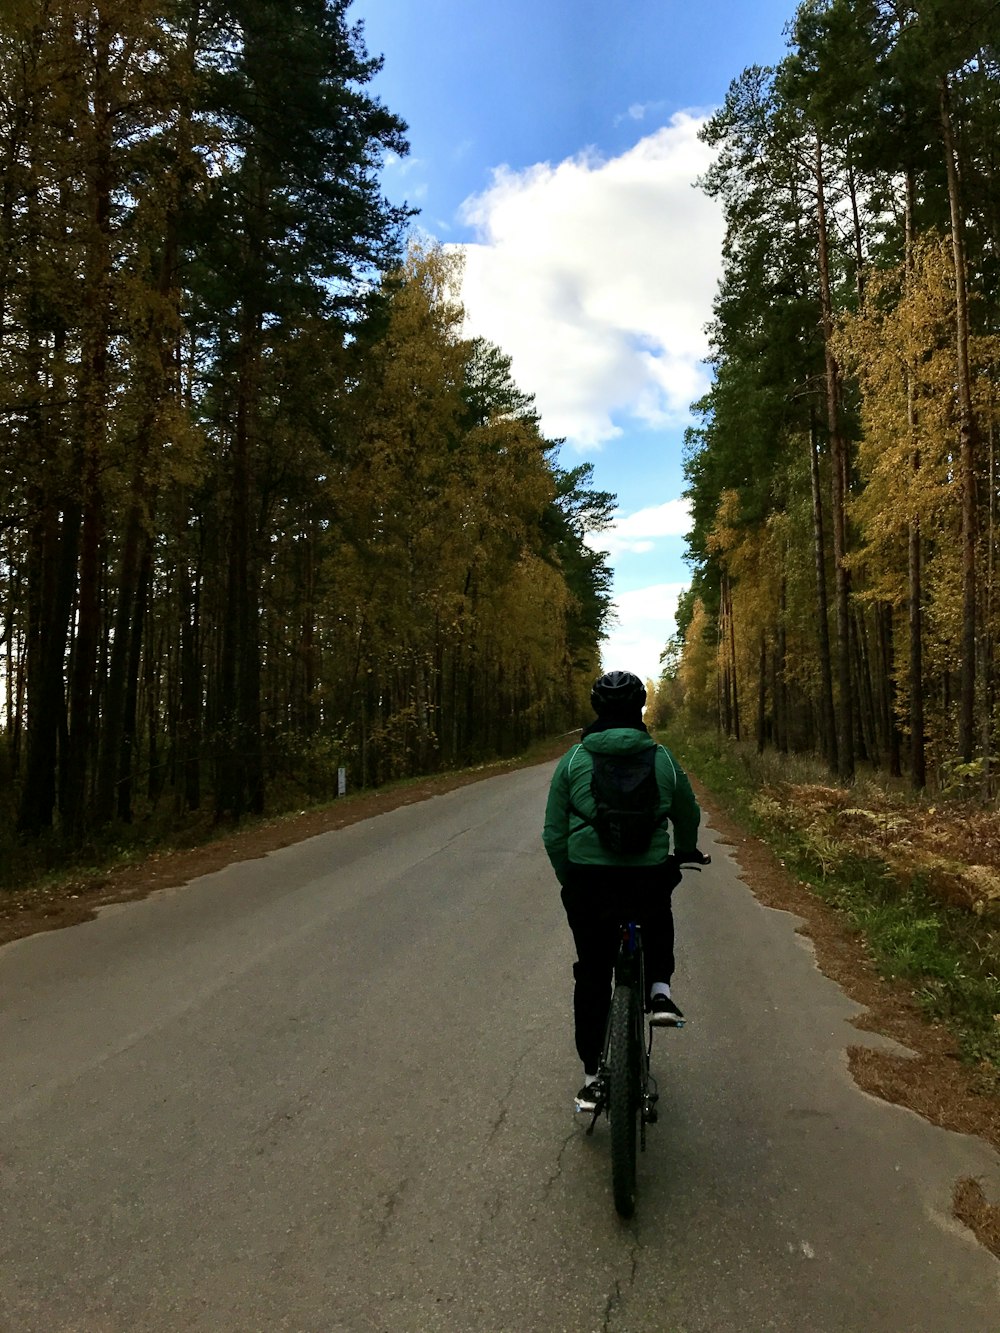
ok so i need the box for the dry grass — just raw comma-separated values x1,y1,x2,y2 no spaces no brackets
953,1176,1000,1256
770,780,1000,915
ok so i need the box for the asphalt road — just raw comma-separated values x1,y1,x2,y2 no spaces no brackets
1,761,999,1332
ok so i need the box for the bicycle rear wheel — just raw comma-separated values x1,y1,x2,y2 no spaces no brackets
608,982,640,1218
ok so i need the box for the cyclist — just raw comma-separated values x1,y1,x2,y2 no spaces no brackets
542,670,701,1112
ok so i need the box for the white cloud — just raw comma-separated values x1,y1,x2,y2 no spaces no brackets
587,498,692,556
383,151,426,177
601,582,689,685
454,113,723,449
614,100,669,126
614,498,691,539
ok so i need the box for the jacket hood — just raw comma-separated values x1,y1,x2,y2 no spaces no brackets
582,710,646,736
581,728,657,756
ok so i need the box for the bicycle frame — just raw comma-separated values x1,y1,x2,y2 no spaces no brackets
585,919,659,1143
614,921,645,994
581,853,708,1216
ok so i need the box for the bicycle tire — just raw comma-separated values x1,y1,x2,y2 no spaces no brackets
608,982,640,1218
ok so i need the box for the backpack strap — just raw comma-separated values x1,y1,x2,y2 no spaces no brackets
658,743,678,790
566,743,593,832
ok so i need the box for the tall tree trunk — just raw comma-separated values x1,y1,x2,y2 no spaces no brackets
878,603,901,779
96,505,142,824
217,334,263,819
179,549,202,812
846,158,865,301
775,578,788,753
853,607,878,767
756,630,767,755
728,576,740,741
298,526,319,736
96,136,182,824
16,175,75,833
809,403,838,772
117,539,152,821
904,170,926,789
216,145,265,820
61,13,114,843
719,572,740,741
983,406,996,797
18,494,79,833
815,135,854,782
940,77,978,763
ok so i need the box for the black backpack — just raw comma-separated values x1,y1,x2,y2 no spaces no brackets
576,747,666,854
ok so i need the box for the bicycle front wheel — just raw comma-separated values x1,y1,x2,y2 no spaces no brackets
608,982,640,1218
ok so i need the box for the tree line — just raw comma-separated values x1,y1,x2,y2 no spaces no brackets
674,0,1000,793
0,0,613,860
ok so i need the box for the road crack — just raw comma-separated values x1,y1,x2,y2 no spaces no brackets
543,1129,577,1196
375,1175,410,1243
486,1038,540,1147
253,1091,312,1152
487,1098,509,1147
603,1239,643,1331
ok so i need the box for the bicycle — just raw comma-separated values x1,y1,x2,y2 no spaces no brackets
583,850,711,1218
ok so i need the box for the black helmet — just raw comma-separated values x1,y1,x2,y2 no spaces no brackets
590,670,646,714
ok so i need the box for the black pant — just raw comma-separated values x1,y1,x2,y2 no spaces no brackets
561,862,680,1074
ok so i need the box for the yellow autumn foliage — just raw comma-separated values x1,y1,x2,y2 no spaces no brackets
678,597,716,719
835,235,1000,615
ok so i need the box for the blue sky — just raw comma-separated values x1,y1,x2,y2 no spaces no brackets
351,0,795,683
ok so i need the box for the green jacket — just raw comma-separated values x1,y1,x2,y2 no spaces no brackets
542,728,700,887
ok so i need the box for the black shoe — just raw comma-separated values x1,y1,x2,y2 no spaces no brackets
649,994,684,1026
575,1078,605,1113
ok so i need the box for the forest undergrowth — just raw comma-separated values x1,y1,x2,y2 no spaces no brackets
670,723,1000,1094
